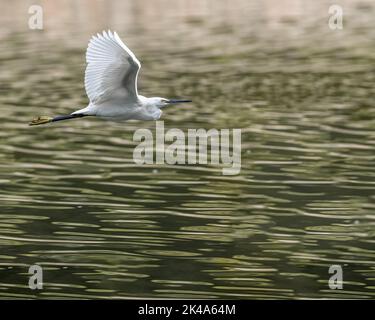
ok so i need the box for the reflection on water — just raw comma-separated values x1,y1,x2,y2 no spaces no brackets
0,0,375,299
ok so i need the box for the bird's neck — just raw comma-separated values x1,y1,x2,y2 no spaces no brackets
140,96,160,109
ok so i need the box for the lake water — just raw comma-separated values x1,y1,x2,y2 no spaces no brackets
0,0,374,299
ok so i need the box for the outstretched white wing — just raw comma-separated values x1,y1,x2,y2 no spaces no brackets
85,30,141,105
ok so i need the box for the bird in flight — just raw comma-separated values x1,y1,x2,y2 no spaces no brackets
30,30,191,126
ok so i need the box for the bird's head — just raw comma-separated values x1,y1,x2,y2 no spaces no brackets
150,97,192,108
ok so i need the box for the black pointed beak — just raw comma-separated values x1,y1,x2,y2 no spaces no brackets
167,99,192,104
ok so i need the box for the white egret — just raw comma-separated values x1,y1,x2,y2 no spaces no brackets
30,30,191,126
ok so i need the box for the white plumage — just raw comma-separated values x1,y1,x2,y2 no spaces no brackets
85,30,140,105
30,30,191,126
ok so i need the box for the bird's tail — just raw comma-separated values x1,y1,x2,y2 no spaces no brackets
29,114,86,126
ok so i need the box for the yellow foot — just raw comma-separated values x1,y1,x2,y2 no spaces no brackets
29,116,53,126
